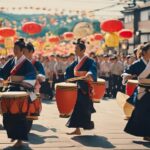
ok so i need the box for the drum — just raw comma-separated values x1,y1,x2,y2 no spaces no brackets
26,94,42,120
126,80,138,96
55,82,77,118
116,92,135,119
92,78,106,103
0,92,28,114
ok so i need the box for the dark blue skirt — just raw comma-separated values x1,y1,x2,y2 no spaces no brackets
2,85,28,141
124,92,150,136
3,113,28,141
66,89,96,130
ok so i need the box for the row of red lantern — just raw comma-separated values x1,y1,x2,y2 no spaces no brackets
101,19,133,38
0,27,16,38
100,19,133,47
0,22,42,38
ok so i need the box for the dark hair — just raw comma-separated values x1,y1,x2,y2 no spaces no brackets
73,38,86,51
26,42,35,52
14,38,26,51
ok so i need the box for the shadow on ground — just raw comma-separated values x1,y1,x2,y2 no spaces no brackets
2,143,32,150
29,133,58,144
72,135,115,149
31,124,49,132
31,124,57,133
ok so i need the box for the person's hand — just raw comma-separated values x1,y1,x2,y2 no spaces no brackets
37,76,45,83
84,74,93,81
124,74,133,81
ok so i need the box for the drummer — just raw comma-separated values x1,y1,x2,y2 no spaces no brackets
0,38,36,148
122,43,149,106
124,42,150,141
65,38,97,135
23,42,46,93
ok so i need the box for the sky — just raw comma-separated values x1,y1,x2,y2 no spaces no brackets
0,0,128,19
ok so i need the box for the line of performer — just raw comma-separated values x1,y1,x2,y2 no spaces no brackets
0,38,150,149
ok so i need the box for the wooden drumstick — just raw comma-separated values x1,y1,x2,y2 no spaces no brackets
66,76,86,82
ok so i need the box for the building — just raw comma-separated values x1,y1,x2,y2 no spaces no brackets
121,1,150,48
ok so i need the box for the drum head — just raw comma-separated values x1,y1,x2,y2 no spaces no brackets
93,78,105,84
55,82,77,90
0,91,28,98
116,92,129,108
127,80,138,84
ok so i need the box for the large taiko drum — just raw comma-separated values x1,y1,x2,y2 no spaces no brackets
0,92,28,114
126,80,138,96
55,82,77,118
116,92,135,119
26,94,42,120
92,78,106,103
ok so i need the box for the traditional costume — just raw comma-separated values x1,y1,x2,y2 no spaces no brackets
65,55,97,129
124,60,150,136
122,58,147,105
0,55,36,141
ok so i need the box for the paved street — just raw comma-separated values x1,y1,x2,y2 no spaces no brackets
1,99,150,150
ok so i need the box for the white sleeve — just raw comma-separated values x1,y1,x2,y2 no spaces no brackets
139,61,150,79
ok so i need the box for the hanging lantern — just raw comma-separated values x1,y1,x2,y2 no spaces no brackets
0,27,16,37
22,22,42,35
94,33,103,41
4,37,14,49
101,19,123,32
63,32,74,41
0,36,4,44
119,29,133,39
49,36,60,44
105,32,119,47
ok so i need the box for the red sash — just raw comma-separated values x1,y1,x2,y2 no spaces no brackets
74,56,88,77
10,59,26,75
74,56,94,98
31,59,36,65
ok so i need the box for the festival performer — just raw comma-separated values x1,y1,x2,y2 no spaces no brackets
124,43,150,141
65,39,97,135
23,42,45,131
0,39,36,148
23,42,46,92
122,43,149,106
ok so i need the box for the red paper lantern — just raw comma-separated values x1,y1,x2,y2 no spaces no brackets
101,19,123,32
49,36,60,44
94,33,103,41
0,27,16,37
0,36,4,44
22,22,42,35
63,32,74,40
119,29,133,39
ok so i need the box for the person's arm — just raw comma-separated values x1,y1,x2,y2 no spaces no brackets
64,62,76,80
22,61,36,87
0,58,13,80
139,61,150,79
34,61,46,82
85,59,97,82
